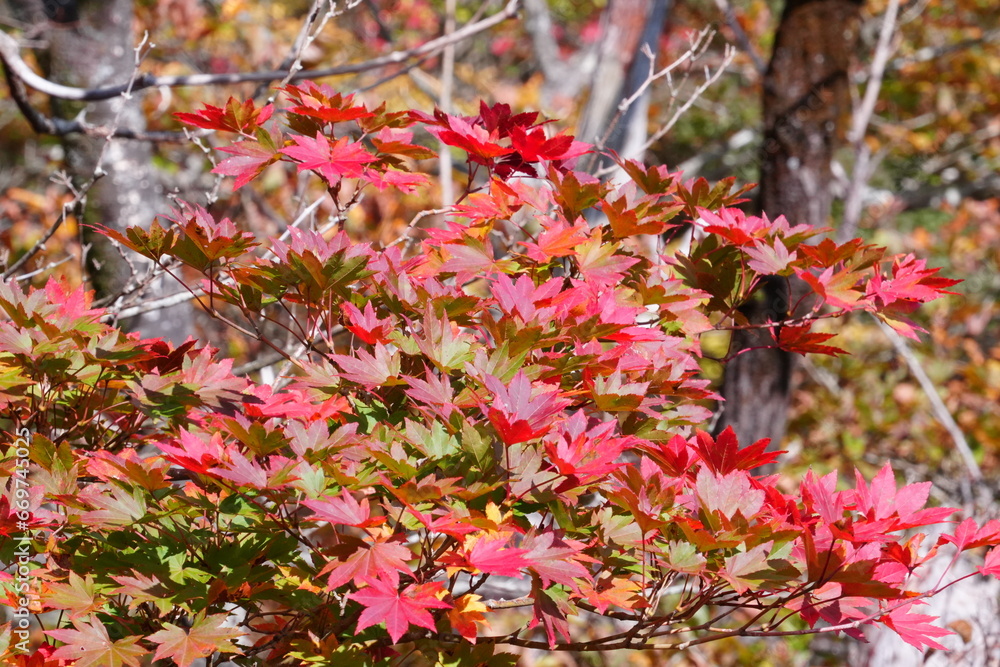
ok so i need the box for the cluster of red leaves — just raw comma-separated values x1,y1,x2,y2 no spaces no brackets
0,89,985,666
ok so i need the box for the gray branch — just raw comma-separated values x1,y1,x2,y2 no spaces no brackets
0,0,519,101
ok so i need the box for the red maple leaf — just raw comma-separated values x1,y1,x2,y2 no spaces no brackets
849,463,957,539
424,115,512,164
868,254,960,307
405,507,477,539
575,229,641,286
146,613,243,667
521,529,592,591
509,125,589,163
491,273,560,322
402,368,461,420
520,217,590,262
776,325,848,356
938,517,1000,551
693,427,781,474
329,342,400,387
303,490,382,529
348,578,451,644
980,546,1000,577
175,97,273,134
342,301,394,345
796,266,865,309
362,167,429,193
208,448,269,488
545,411,629,480
281,83,375,124
642,434,697,477
44,277,101,322
156,430,226,475
695,206,771,247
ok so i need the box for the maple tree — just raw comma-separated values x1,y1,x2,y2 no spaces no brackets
1,83,997,667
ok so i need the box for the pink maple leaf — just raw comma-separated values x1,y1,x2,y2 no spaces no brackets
213,141,276,189
880,602,952,651
980,546,1000,577
303,490,381,529
484,372,570,445
281,133,375,185
465,534,531,577
322,537,413,590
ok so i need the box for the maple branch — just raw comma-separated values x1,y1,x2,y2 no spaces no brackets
386,206,456,248
1,57,192,141
484,595,534,610
108,288,203,320
0,1,519,102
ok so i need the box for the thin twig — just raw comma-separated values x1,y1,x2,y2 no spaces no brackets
2,33,153,280
840,0,901,243
617,27,715,115
386,206,455,248
11,254,75,282
254,0,330,101
712,0,766,75
636,45,736,157
848,0,901,146
263,195,329,259
874,316,982,486
438,0,457,207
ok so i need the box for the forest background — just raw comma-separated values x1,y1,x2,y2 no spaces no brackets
0,0,998,665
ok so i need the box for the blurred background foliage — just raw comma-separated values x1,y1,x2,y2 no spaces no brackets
1,0,998,664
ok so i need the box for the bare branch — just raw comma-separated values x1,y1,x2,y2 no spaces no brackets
2,32,152,280
637,45,736,158
712,0,766,75
840,0,900,241
386,206,456,249
848,0,901,146
521,0,564,82
438,0,457,206
109,288,203,320
617,27,715,115
875,317,983,490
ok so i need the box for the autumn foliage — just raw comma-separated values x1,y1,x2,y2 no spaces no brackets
3,84,998,666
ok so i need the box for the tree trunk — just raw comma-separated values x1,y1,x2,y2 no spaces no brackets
714,0,863,450
42,0,191,343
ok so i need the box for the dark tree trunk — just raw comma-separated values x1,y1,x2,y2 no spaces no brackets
714,0,863,449
41,0,191,342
